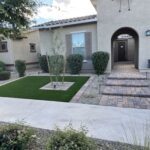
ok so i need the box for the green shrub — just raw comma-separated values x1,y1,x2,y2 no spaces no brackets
39,55,49,73
67,54,83,74
0,61,6,71
49,55,64,75
92,51,109,75
46,127,97,150
15,60,26,77
0,71,10,80
0,124,36,150
0,68,4,72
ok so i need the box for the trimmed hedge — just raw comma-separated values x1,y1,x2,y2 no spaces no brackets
39,55,49,73
92,51,109,75
0,71,10,80
15,60,26,77
67,54,83,74
46,127,96,150
0,124,36,150
0,61,6,71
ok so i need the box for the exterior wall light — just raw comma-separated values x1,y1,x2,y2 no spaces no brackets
145,30,150,36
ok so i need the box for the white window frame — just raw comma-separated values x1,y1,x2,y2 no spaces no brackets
71,32,86,58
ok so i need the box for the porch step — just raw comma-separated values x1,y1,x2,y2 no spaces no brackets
100,95,150,109
105,79,149,87
102,86,150,98
108,73,147,80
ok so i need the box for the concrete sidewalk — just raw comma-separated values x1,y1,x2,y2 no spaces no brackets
0,97,149,145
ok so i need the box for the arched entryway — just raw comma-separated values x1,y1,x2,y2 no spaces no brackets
111,27,139,69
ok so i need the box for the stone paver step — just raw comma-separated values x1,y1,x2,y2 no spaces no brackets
102,86,150,98
105,79,149,87
108,73,147,80
100,95,150,109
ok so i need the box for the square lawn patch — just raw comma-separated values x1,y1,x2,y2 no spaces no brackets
0,76,89,102
40,82,74,91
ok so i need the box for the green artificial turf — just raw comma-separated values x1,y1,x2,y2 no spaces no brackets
0,76,89,102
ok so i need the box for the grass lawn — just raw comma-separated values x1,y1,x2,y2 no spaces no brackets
0,76,89,102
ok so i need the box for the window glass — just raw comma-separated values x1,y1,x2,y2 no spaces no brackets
0,41,8,52
72,33,85,57
30,43,36,52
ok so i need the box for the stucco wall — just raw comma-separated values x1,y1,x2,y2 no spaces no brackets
39,24,97,72
127,38,135,61
39,30,52,55
97,0,150,71
39,24,97,56
0,39,14,65
12,30,40,66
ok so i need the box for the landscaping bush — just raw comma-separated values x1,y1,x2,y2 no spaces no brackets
0,61,6,71
0,71,10,80
0,68,4,72
39,55,49,73
0,124,36,150
15,60,26,77
67,54,83,74
46,127,97,150
49,55,64,75
92,51,109,75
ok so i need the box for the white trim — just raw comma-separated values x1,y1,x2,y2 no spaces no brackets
70,31,86,34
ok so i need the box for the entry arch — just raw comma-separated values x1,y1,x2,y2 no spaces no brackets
111,27,139,69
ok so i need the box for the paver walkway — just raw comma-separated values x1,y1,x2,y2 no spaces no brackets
100,63,150,109
0,97,150,146
73,63,150,109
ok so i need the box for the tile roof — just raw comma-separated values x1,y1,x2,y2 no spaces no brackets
33,15,97,29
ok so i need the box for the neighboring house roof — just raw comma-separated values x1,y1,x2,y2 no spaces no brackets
33,15,97,29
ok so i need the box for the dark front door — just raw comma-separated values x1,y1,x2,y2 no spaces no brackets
118,41,126,61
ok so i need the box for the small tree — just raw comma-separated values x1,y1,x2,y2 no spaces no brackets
0,0,37,38
46,28,66,88
49,55,64,85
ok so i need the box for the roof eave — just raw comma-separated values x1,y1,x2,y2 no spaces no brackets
33,18,97,30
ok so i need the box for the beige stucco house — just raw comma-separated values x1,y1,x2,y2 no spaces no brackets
35,15,97,72
91,0,150,72
1,0,150,72
0,31,41,70
1,15,97,72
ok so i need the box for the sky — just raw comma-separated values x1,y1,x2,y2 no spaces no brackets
32,0,96,25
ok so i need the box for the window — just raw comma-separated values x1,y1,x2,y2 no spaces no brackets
72,32,85,57
30,43,36,52
0,41,8,52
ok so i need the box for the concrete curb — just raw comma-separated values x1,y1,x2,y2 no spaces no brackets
71,75,95,103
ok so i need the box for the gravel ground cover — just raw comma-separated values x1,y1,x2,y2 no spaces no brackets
0,122,143,150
